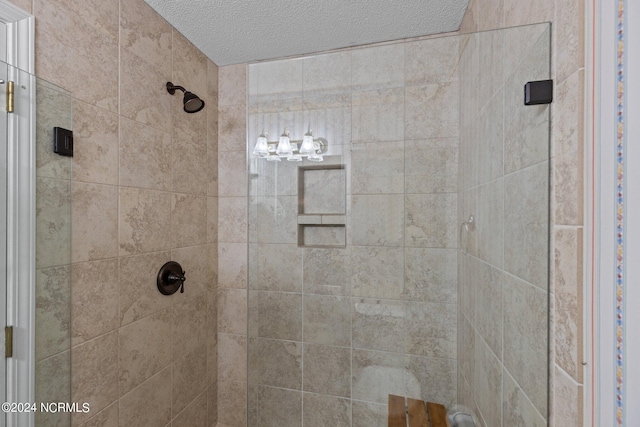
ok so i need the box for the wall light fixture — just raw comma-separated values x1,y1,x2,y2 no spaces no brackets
252,127,327,162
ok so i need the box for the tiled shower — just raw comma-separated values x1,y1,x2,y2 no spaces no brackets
19,0,585,425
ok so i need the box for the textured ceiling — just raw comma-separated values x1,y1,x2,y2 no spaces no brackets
144,0,470,66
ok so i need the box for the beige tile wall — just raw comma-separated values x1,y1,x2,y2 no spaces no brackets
13,0,219,425
460,0,585,426
216,63,248,427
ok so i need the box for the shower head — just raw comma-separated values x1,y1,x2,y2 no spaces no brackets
166,82,205,113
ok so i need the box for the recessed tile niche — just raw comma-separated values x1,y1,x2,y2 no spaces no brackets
297,161,346,247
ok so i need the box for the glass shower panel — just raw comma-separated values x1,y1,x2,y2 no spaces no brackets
246,22,550,427
34,78,72,427
247,34,462,425
456,23,551,426
247,56,353,426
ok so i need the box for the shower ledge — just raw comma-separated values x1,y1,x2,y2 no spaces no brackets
297,213,346,225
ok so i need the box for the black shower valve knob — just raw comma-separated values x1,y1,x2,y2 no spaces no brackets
157,261,187,295
168,272,186,283
168,271,186,293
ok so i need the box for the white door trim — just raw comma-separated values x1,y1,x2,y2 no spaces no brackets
587,0,639,426
0,0,34,73
0,1,35,427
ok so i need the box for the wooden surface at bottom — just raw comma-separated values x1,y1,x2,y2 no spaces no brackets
388,394,407,427
426,401,449,427
387,395,450,427
407,398,428,427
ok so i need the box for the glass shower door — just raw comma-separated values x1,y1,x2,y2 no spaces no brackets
457,23,551,426
33,77,73,427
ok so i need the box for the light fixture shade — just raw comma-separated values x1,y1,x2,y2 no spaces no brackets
299,128,315,155
276,129,293,156
307,151,323,162
287,154,303,162
252,131,269,157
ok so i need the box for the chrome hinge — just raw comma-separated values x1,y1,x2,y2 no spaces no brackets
5,326,13,358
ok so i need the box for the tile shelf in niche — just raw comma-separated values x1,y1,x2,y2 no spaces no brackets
298,162,346,247
298,224,346,248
